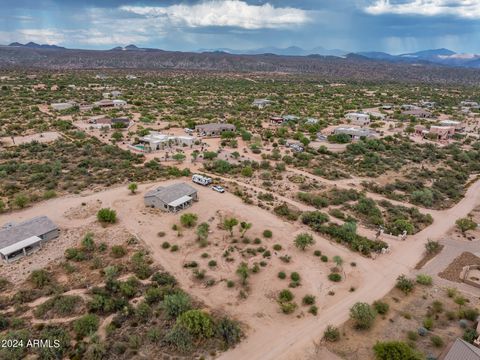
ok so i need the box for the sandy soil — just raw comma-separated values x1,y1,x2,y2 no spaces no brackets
0,131,61,146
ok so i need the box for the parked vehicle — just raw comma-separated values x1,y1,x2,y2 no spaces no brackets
192,174,212,186
212,185,225,193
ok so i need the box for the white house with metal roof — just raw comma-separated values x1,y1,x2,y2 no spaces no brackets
144,183,198,212
0,216,59,262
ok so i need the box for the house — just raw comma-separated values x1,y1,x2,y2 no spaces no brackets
345,113,371,126
420,100,436,109
461,100,479,108
439,120,465,132
282,115,299,122
270,116,284,125
402,109,433,118
306,117,319,124
415,125,455,140
365,111,386,120
93,99,127,108
440,338,480,360
0,216,59,262
333,126,377,140
111,118,132,128
252,99,272,109
51,101,77,111
139,132,195,151
144,183,198,212
382,104,393,110
401,104,419,111
126,75,137,80
194,123,236,137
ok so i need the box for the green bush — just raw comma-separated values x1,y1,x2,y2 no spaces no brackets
216,318,242,347
416,274,432,286
164,325,193,352
302,295,315,305
396,275,415,295
328,273,342,282
97,208,117,223
180,213,198,228
324,325,340,342
163,292,192,319
278,289,294,302
278,271,286,279
373,301,390,315
73,314,99,338
294,233,315,251
280,301,297,314
431,335,443,347
176,310,214,338
263,230,273,238
350,302,376,329
373,341,424,360
28,269,51,289
110,245,127,258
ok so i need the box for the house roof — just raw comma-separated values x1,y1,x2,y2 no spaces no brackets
144,183,197,204
0,216,58,250
0,236,42,256
444,339,480,360
195,123,235,131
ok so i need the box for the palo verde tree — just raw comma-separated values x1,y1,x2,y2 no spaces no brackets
223,217,239,237
240,222,252,238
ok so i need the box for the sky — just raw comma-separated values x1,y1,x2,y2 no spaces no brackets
0,0,479,54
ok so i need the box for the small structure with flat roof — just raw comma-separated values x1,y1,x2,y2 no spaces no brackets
345,112,370,126
0,216,59,262
144,183,198,212
333,126,377,140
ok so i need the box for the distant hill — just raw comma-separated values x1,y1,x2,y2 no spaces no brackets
198,46,348,57
8,42,66,50
1,44,480,85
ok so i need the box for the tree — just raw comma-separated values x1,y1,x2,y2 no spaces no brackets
239,222,252,238
396,275,415,295
350,302,377,329
128,182,138,194
223,217,239,237
196,222,210,244
176,310,214,338
180,213,198,228
236,262,249,285
97,208,117,223
294,233,315,251
241,166,253,177
373,341,424,360
456,217,477,234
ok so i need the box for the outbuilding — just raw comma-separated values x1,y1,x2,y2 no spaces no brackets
194,123,236,137
0,216,59,262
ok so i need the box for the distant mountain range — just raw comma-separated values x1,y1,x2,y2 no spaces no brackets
6,42,480,68
3,42,480,85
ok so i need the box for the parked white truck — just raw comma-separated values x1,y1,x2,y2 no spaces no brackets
192,174,212,186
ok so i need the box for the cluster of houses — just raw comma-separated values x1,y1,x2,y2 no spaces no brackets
413,120,464,141
51,98,128,112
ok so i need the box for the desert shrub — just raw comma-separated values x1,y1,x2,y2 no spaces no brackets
34,295,81,318
301,211,330,229
278,289,294,302
407,330,418,341
373,341,424,360
164,325,193,353
423,317,433,330
350,302,376,329
81,233,95,252
119,277,140,298
0,277,9,291
458,307,479,321
263,230,273,238
321,255,328,262
302,295,316,305
216,318,242,347
144,286,164,304
180,213,198,228
463,328,478,343
73,314,99,338
373,301,390,315
65,248,88,261
309,305,318,315
163,292,192,319
161,241,170,249
280,301,297,314
135,301,152,323
29,269,51,289
176,310,214,338
456,217,477,234
425,239,441,254
273,244,282,251
278,271,286,279
97,208,117,223
396,275,415,295
110,245,127,258
416,274,432,286
324,325,340,342
328,273,342,282
431,335,443,347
